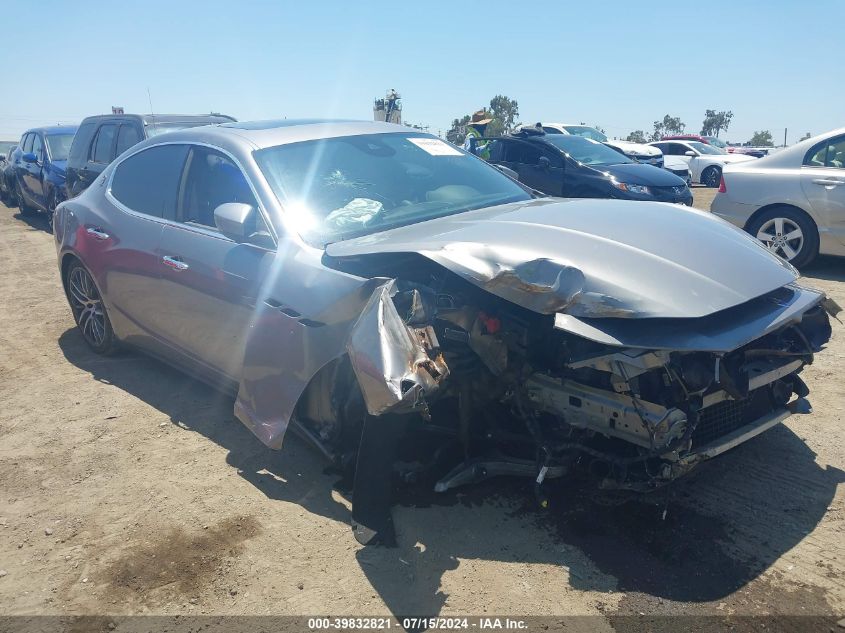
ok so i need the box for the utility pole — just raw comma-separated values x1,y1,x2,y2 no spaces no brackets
783,128,787,147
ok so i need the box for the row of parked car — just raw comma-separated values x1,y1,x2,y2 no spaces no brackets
0,112,234,225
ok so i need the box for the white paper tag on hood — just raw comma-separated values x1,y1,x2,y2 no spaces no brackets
409,138,463,156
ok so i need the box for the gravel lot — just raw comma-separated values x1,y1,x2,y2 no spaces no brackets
1,190,843,631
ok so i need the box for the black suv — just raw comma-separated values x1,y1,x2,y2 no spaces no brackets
481,128,692,205
65,113,236,198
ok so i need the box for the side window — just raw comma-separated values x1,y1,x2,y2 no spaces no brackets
542,148,564,168
91,124,117,163
668,143,687,156
178,146,257,228
503,141,541,165
22,133,33,153
31,134,43,160
804,136,845,168
110,145,189,218
115,124,143,157
68,121,97,164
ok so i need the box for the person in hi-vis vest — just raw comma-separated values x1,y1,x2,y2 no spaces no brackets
463,110,493,159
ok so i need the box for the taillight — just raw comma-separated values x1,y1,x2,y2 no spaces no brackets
718,176,726,193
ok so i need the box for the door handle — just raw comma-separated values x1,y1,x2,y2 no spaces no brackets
162,256,189,271
812,178,844,186
85,227,110,240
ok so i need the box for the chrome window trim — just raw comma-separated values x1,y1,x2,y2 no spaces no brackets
105,140,278,249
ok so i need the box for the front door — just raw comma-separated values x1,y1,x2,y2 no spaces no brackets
22,133,45,206
155,145,273,380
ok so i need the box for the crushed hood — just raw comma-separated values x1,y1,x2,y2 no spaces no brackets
325,198,798,319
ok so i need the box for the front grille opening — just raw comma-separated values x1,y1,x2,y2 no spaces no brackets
692,387,775,446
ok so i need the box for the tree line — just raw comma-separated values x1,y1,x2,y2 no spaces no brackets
448,99,809,148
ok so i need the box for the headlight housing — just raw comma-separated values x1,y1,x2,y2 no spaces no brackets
612,181,651,196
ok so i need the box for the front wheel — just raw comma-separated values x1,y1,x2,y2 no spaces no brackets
46,190,59,233
702,166,721,188
15,180,36,215
746,207,819,268
66,261,117,354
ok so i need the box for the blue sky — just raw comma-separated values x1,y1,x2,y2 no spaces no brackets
3,0,842,144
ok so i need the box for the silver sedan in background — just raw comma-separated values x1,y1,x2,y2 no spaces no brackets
53,120,834,545
712,127,845,267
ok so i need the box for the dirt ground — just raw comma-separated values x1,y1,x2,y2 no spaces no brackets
1,188,844,631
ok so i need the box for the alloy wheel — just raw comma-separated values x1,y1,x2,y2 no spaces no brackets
756,217,804,261
68,267,107,347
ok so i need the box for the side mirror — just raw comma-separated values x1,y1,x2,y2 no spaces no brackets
214,202,274,248
684,150,697,157
22,152,38,163
214,202,255,242
538,156,551,171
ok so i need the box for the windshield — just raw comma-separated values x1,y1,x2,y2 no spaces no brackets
704,136,727,149
45,134,75,161
543,135,634,166
255,133,532,247
562,125,608,142
688,141,726,155
144,121,214,137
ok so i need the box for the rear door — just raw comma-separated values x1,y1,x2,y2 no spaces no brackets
91,144,189,351
155,145,273,380
800,135,845,247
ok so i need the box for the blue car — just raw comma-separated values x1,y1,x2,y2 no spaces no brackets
13,125,78,223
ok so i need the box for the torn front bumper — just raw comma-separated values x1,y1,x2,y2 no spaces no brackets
346,280,450,417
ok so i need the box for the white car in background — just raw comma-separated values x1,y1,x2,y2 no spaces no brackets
662,155,692,186
540,123,665,168
649,139,756,188
711,127,845,267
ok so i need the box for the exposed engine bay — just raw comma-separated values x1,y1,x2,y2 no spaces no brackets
288,252,836,544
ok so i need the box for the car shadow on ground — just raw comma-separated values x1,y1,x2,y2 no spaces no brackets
12,210,52,233
58,328,844,618
803,255,845,283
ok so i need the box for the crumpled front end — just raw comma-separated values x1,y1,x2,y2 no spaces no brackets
310,245,837,499
347,280,450,417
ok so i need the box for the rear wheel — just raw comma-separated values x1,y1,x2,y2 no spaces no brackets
746,206,819,268
66,261,116,354
702,165,721,188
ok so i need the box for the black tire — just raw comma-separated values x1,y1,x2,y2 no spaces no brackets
15,180,36,215
746,206,819,268
702,165,721,188
65,261,117,354
46,190,58,233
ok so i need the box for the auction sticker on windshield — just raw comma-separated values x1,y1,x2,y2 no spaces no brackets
409,137,464,156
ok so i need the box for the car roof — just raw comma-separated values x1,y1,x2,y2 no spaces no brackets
80,113,235,125
142,119,417,150
23,125,78,135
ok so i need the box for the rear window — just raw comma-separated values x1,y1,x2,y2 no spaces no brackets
110,144,189,218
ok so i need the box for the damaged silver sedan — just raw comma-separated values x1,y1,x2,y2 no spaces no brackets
53,120,837,545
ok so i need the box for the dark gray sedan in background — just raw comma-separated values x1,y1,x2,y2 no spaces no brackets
53,120,835,545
